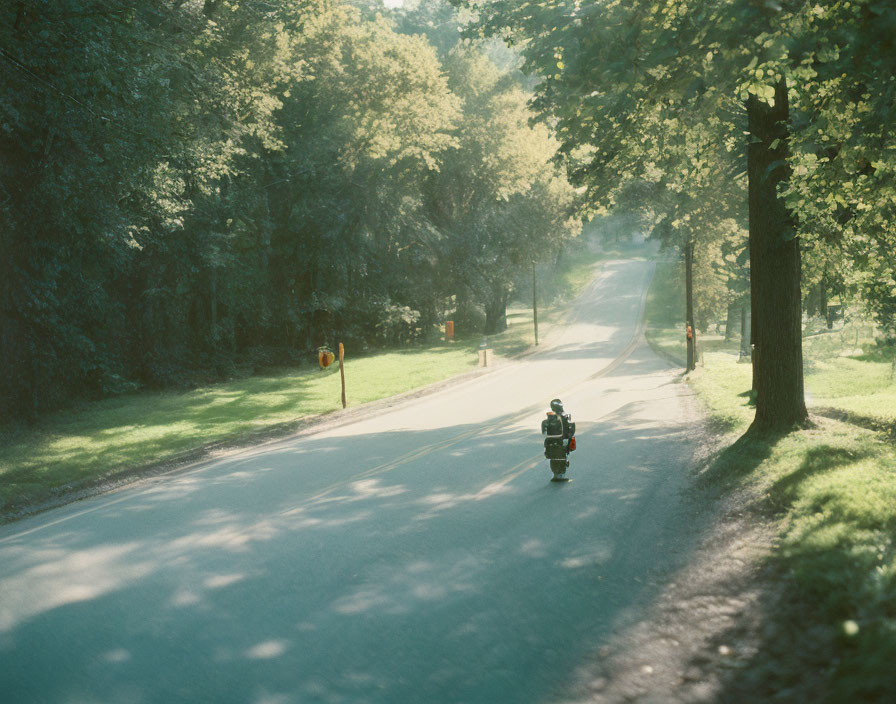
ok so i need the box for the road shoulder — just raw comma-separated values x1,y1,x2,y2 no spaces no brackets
558,398,779,703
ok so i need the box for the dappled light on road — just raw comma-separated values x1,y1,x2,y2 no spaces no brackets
0,260,704,703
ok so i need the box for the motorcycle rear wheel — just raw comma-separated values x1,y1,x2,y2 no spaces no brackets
550,459,568,473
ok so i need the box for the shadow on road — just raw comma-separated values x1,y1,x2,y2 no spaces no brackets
0,356,708,704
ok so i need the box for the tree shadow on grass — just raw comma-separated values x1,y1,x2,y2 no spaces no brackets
813,406,896,440
694,429,784,493
767,446,873,512
683,435,895,702
694,510,896,702
737,389,756,406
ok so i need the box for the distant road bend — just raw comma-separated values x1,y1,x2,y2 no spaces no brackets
0,258,700,704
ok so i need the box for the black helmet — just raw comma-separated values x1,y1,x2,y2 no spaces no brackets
549,398,564,414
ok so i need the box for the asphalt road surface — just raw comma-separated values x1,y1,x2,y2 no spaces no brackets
0,259,701,704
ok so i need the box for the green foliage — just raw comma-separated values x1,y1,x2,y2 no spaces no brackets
0,0,580,421
459,0,896,428
425,44,581,334
782,1,896,334
458,0,755,332
0,0,325,413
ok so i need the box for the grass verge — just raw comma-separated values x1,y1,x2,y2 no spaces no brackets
804,336,896,436
0,345,480,513
0,250,603,516
644,261,896,697
690,354,896,700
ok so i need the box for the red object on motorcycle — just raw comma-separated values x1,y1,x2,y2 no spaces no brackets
569,436,576,451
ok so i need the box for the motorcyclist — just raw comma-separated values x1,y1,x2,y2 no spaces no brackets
541,398,576,481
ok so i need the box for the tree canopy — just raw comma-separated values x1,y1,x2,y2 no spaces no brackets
457,0,896,430
0,0,580,420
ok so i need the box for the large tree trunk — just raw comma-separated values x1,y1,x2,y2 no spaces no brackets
484,291,508,335
748,112,761,395
746,78,808,432
725,301,739,342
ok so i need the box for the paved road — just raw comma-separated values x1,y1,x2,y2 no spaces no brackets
0,259,699,704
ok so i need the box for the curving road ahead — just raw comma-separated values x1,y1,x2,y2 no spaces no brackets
0,259,700,704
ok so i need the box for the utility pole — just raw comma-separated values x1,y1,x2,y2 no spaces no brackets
339,342,346,409
685,240,696,371
532,262,539,346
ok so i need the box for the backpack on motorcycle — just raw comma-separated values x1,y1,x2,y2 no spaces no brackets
543,412,563,436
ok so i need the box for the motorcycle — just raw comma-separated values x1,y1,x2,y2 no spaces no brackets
541,408,576,482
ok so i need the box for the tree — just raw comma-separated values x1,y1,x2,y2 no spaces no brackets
260,3,461,350
458,0,813,430
425,45,579,334
0,0,581,421
0,0,288,409
783,1,896,338
0,0,459,413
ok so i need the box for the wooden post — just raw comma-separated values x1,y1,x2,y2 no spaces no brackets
685,240,696,371
338,342,346,409
532,262,539,346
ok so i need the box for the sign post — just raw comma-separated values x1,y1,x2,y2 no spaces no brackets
532,262,539,346
685,240,697,371
339,342,346,409
318,347,335,368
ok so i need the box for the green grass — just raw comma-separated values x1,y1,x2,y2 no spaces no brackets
809,354,896,428
643,260,896,697
803,331,896,432
0,338,513,513
0,255,601,515
0,346,472,512
688,353,896,699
